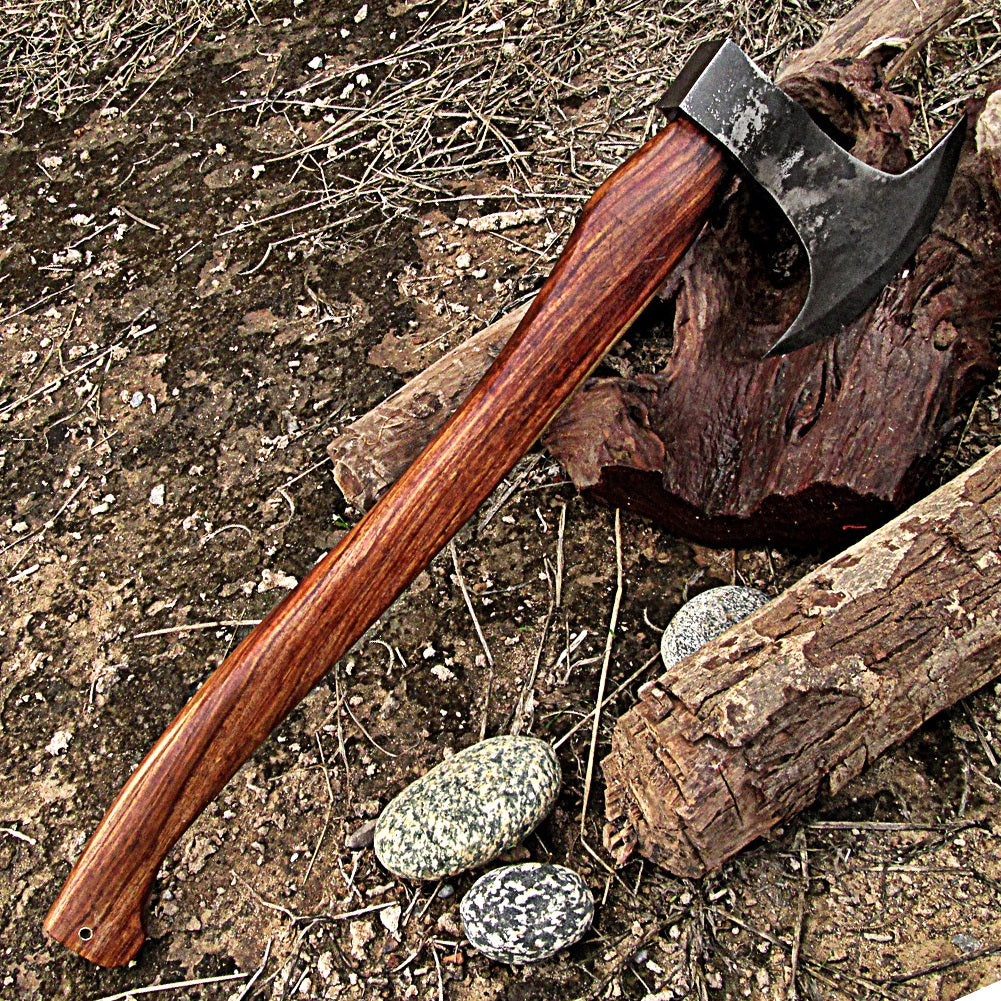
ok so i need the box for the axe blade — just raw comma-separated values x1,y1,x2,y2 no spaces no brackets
661,39,967,357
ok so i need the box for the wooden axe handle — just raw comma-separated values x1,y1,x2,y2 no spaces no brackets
44,118,726,966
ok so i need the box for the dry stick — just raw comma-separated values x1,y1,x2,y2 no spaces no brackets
328,900,402,922
552,652,660,751
90,971,250,1001
231,869,296,922
199,523,253,545
274,921,319,1001
448,541,494,669
0,285,72,324
302,733,334,885
333,668,351,781
580,509,623,836
0,344,116,417
808,820,975,832
511,593,555,737
119,205,162,231
337,853,364,904
119,28,199,118
432,948,445,1001
477,453,542,531
1,475,89,558
882,941,1001,985
133,619,262,639
555,501,567,609
342,698,397,758
787,829,808,1001
0,826,37,845
17,300,77,399
963,702,1001,777
231,938,273,1001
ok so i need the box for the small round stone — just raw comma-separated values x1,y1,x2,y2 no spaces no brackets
460,863,594,965
661,585,770,668
374,735,560,880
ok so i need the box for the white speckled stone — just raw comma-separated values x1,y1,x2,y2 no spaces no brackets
460,863,594,964
661,585,770,668
374,736,560,880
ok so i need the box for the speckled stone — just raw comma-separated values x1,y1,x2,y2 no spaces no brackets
660,585,770,668
374,735,560,880
460,863,594,964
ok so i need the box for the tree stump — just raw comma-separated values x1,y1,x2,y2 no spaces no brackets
601,444,1001,876
542,23,1000,547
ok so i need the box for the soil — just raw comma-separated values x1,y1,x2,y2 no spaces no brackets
2,2,1000,1000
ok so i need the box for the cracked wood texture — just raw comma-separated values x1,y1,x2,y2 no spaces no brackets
44,118,727,967
543,0,1000,547
602,445,1001,877
544,83,999,547
329,0,998,547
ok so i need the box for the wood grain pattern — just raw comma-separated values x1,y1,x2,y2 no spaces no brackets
44,117,727,966
330,303,531,510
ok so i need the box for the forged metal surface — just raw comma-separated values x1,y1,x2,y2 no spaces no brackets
661,39,966,356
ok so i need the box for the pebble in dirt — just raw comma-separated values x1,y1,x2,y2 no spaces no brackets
460,863,595,964
660,585,770,668
374,735,560,880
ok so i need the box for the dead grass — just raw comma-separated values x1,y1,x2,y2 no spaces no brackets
0,0,242,132
217,1,858,254
218,0,1001,267
4,0,997,264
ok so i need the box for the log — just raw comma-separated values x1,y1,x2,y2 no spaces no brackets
601,444,1001,877
328,0,999,545
331,304,528,510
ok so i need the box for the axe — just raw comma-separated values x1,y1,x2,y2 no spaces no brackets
45,39,965,966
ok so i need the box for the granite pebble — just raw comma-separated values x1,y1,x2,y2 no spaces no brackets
374,735,560,880
660,585,770,668
460,862,594,964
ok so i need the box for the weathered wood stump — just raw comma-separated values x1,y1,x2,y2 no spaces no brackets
329,0,999,549
602,444,1001,876
541,2,1000,546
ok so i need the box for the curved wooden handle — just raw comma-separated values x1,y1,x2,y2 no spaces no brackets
44,118,727,966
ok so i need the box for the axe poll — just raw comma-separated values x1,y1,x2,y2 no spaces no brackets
45,39,965,966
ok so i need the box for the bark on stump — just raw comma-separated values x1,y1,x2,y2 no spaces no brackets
543,30,1000,547
602,444,1001,877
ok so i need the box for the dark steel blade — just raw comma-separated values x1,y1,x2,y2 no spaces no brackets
661,39,967,357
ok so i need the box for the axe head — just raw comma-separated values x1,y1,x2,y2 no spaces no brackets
661,39,967,357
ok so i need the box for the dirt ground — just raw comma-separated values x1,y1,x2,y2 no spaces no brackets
2,2,1001,1000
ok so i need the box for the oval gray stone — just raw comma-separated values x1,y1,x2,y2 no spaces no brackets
374,735,560,880
661,585,770,668
460,863,594,964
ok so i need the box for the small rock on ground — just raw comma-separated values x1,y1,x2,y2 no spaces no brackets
460,862,594,965
660,585,770,668
374,735,560,880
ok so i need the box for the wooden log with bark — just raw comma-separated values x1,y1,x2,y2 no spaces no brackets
601,444,1001,877
329,0,999,547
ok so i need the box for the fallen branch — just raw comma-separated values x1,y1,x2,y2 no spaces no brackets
330,304,528,509
601,444,1001,876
